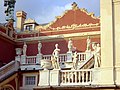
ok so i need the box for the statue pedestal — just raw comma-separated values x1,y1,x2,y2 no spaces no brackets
85,51,92,60
65,61,73,69
15,55,21,62
66,51,73,62
21,55,26,64
92,67,114,85
38,70,50,86
36,54,42,64
50,70,60,86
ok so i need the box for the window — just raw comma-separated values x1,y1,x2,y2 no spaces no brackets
25,76,36,85
25,25,33,31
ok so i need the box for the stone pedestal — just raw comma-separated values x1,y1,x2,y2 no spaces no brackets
50,70,60,86
21,55,26,64
15,55,21,62
85,51,92,60
65,61,73,69
38,70,50,86
92,67,114,85
36,54,42,64
67,51,73,62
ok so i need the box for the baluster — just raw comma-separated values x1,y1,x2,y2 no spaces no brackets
68,72,70,83
85,54,86,60
79,54,80,61
78,71,81,83
82,71,84,83
65,72,67,84
75,71,77,83
89,71,92,83
71,72,73,83
86,71,88,82
61,72,64,83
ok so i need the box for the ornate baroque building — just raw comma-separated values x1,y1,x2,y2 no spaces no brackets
0,1,120,90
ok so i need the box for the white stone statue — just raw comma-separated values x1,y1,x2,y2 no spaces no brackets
52,44,60,69
51,55,59,69
23,42,27,56
38,41,42,54
86,36,91,51
68,38,73,52
92,43,101,68
72,51,78,70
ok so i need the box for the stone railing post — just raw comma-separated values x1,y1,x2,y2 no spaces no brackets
21,55,26,64
36,53,42,64
66,51,73,62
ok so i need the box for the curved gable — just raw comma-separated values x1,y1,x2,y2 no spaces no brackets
49,9,100,28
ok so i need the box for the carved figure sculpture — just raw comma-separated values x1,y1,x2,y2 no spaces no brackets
92,43,101,68
72,51,78,70
68,38,73,52
52,44,60,69
86,36,91,51
51,55,59,69
38,41,42,54
23,42,27,56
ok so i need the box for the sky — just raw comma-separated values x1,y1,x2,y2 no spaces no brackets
0,0,100,24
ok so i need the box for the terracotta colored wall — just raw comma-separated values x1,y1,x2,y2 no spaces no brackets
51,10,100,28
0,38,15,64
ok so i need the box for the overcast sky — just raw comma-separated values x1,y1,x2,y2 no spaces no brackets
0,0,100,24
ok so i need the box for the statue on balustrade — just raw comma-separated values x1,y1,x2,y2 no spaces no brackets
52,44,60,69
92,43,101,68
23,42,27,56
86,36,91,52
38,41,42,54
72,51,78,70
68,38,73,52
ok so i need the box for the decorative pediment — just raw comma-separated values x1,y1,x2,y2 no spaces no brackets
43,2,100,29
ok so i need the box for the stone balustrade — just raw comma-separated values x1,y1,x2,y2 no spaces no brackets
26,56,37,64
0,60,19,80
38,69,92,86
60,69,92,85
77,52,86,61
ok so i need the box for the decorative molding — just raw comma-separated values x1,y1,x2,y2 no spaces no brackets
17,23,100,34
16,31,100,42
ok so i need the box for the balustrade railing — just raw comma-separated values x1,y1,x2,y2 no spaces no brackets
60,69,92,85
0,60,19,80
26,56,37,64
42,55,51,60
21,52,90,65
42,54,67,62
77,53,86,61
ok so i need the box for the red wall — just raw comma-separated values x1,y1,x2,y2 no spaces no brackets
0,37,15,64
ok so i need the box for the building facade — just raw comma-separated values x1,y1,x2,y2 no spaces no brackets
0,1,120,90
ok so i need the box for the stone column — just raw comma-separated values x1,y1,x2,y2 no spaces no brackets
113,0,120,85
93,0,115,85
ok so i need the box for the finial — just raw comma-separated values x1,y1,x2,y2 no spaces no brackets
72,2,78,10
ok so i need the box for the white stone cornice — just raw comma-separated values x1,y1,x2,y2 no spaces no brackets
16,31,100,42
113,0,120,3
